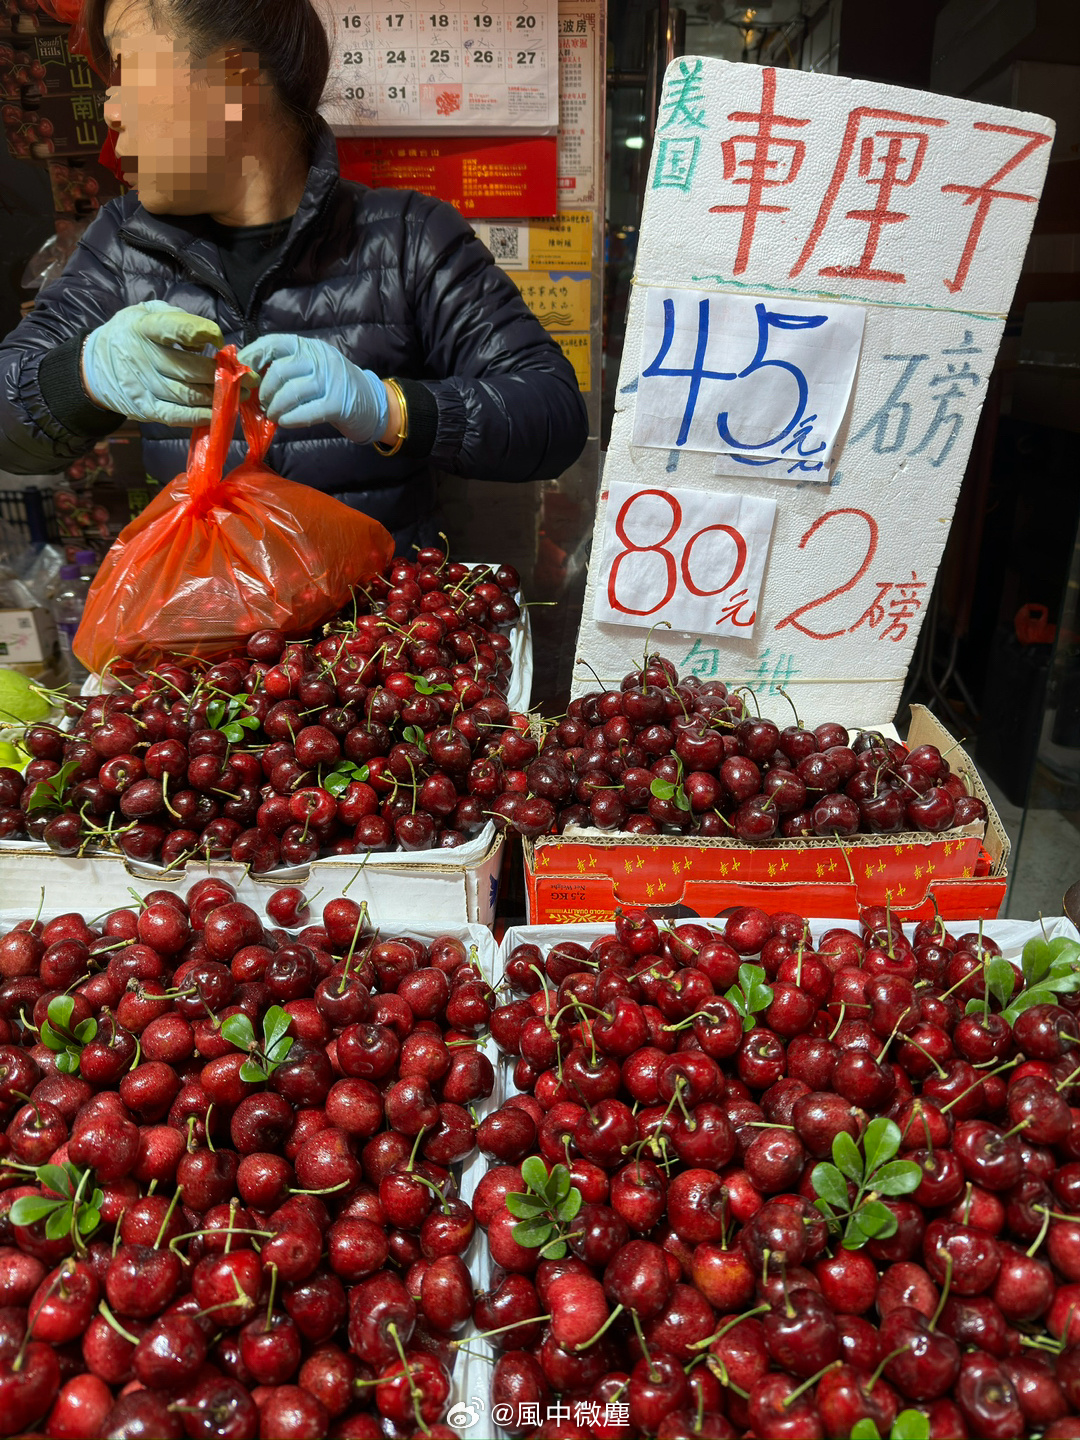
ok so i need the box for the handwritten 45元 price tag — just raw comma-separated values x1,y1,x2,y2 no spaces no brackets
632,288,865,476
592,481,777,638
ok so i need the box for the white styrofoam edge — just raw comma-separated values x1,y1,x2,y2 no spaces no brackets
505,605,534,715
0,822,498,870
0,830,505,927
0,901,498,971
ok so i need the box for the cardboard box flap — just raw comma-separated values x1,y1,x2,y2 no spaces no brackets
907,704,1009,873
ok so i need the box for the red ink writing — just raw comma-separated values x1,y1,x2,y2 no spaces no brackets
608,489,680,616
709,68,811,276
682,523,747,599
790,106,947,283
849,571,927,641
607,490,750,619
941,122,1052,294
775,508,880,640
714,589,757,628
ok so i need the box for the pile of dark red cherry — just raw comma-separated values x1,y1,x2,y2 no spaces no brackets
0,620,990,876
536,658,988,841
477,905,1080,1440
5,889,1080,1440
0,881,494,1439
0,549,532,870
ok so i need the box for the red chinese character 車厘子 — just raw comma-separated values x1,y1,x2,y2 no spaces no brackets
708,68,811,276
790,105,948,283
940,122,1052,294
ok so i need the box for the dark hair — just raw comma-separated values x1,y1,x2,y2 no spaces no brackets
84,0,331,150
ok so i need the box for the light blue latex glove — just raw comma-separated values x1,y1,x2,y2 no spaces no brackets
236,333,389,444
81,300,226,426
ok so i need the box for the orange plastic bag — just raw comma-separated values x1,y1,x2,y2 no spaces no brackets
75,346,394,673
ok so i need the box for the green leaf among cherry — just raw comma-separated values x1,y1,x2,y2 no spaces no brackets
406,672,452,695
649,754,691,812
38,994,97,1075
323,760,370,798
948,922,1080,1027
725,963,773,1032
205,694,261,744
851,1408,931,1440
26,759,79,814
8,1160,104,1247
220,1004,295,1084
506,1157,583,1260
998,931,1080,1025
812,1117,921,1250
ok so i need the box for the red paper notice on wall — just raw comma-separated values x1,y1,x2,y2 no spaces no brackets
336,135,557,219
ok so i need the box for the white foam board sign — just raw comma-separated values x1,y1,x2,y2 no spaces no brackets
577,59,1053,724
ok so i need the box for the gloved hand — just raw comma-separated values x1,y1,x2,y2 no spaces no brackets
81,300,226,427
236,333,389,445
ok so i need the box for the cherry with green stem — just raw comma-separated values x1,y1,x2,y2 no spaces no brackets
689,1303,771,1356
781,1359,843,1410
386,1320,431,1437
452,1314,553,1350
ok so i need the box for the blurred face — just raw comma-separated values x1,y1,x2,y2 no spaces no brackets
102,0,267,214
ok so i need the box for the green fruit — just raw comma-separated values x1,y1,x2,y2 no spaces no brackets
0,668,51,725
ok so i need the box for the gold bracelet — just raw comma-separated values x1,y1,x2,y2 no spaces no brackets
373,378,409,456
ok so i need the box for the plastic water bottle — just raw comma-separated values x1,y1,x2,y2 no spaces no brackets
74,549,99,585
52,563,90,684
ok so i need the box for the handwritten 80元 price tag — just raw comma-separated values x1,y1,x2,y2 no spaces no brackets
592,481,777,639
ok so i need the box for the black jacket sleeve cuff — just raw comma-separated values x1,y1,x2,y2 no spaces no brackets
38,330,125,439
395,378,438,459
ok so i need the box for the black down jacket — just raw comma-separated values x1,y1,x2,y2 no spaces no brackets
0,118,588,546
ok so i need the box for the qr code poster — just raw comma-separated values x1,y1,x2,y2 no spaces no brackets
474,213,594,271
474,222,528,269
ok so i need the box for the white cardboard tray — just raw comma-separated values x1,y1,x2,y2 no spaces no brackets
0,828,506,927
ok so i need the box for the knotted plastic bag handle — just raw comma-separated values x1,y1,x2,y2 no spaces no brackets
185,346,275,516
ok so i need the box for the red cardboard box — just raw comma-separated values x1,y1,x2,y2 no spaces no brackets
524,706,1009,924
